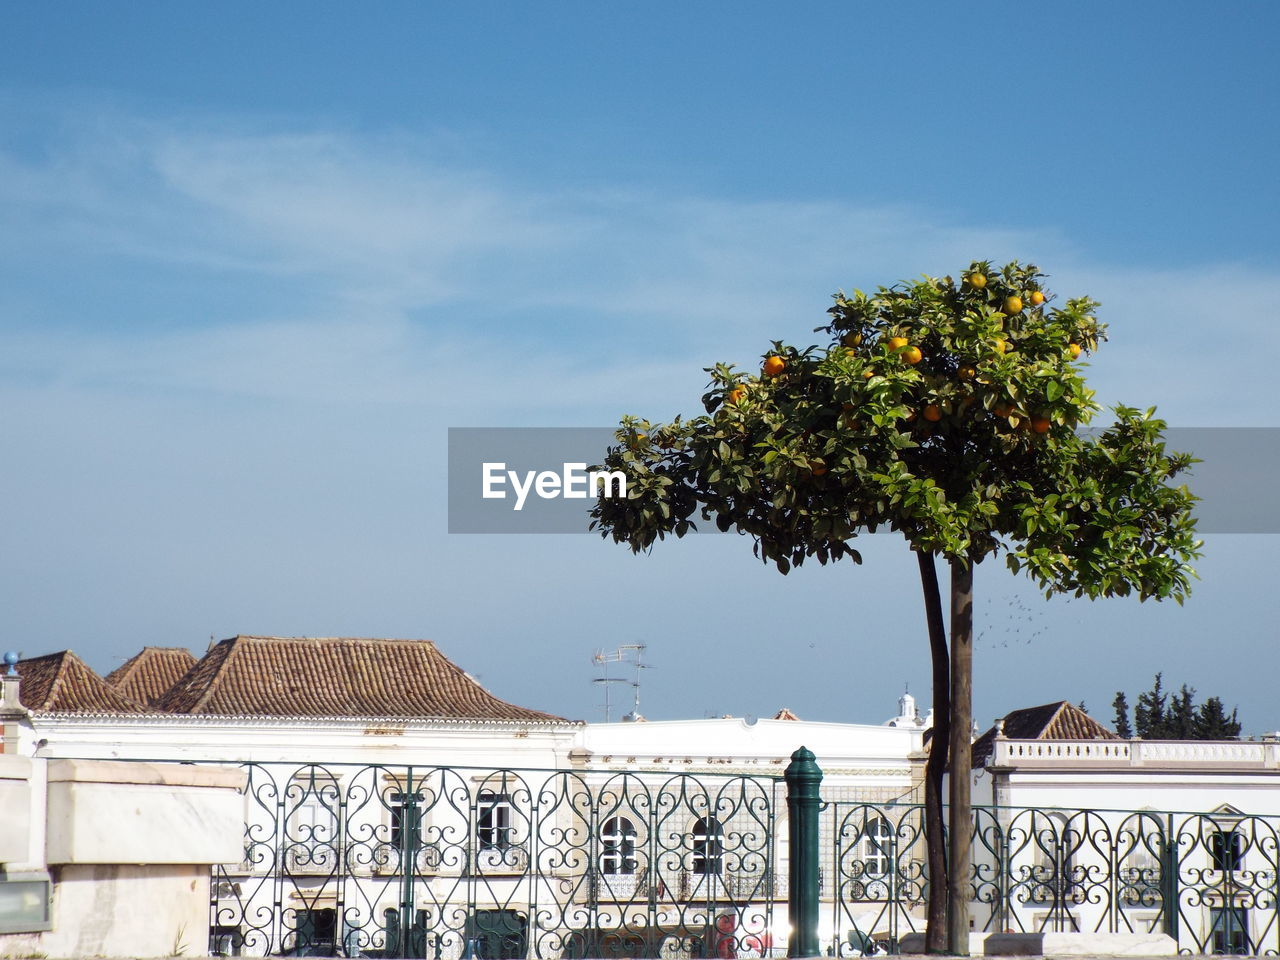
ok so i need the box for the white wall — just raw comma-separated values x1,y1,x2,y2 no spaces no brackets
0,757,248,960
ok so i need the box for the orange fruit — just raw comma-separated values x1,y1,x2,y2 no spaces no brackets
1004,295,1024,315
886,336,909,351
901,345,922,365
841,331,863,347
810,461,827,476
763,355,786,377
1030,290,1045,306
1031,415,1051,434
967,273,987,289
992,339,1008,355
728,387,746,405
923,404,943,422
1068,342,1082,359
863,369,875,379
993,403,1013,418
957,364,976,380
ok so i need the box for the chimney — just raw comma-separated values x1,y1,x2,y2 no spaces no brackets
1,651,32,754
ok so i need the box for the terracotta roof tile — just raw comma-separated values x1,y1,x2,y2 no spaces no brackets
973,700,1119,767
106,647,197,707
15,651,147,714
154,636,566,722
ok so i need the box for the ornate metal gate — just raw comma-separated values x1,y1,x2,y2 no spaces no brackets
826,801,1280,956
210,763,782,958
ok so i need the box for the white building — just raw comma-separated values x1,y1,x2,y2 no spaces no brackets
2,638,927,959
9,640,1278,957
966,700,1280,956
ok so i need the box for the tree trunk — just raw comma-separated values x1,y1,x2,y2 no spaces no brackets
947,560,974,955
915,550,950,953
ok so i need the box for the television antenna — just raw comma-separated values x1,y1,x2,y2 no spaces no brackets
593,644,648,722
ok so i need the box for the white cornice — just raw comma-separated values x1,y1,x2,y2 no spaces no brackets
31,712,581,731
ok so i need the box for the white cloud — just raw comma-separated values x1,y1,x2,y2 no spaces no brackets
3,106,1278,426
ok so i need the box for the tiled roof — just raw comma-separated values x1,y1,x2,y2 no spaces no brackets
105,647,197,707
154,636,566,722
14,651,147,714
973,700,1119,767
772,707,801,721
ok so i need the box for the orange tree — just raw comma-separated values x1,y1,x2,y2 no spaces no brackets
590,261,1201,954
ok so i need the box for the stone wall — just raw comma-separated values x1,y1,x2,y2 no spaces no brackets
0,756,245,959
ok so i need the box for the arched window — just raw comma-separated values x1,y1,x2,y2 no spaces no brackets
478,790,514,851
1031,812,1081,912
286,772,340,871
693,816,724,875
1118,835,1162,907
601,816,638,875
861,816,894,877
1212,829,1244,873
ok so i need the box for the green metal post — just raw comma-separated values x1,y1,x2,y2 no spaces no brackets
1162,813,1179,945
400,767,417,958
786,746,823,957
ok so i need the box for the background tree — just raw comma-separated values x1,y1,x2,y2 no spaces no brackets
1196,696,1243,740
591,261,1200,954
1134,672,1170,738
1112,691,1133,739
1120,674,1242,740
1168,684,1196,738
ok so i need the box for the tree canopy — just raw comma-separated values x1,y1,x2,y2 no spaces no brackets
592,260,1200,603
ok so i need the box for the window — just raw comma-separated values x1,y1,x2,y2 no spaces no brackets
601,816,638,875
288,798,339,870
466,909,528,959
1030,813,1082,908
390,791,424,847
1212,830,1243,873
861,817,894,877
209,925,243,957
1119,842,1162,907
293,907,336,956
1211,906,1249,955
478,791,514,851
693,817,723,875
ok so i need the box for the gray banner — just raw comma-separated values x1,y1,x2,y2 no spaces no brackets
447,427,1280,534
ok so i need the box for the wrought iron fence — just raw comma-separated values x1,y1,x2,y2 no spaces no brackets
210,762,782,959
206,758,1280,958
827,801,1280,956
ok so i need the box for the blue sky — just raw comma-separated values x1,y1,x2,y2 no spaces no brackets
3,2,1279,731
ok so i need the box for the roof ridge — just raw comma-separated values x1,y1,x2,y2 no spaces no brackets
149,635,561,721
105,649,145,686
43,650,74,711
434,642,536,713
1041,700,1070,736
20,650,148,713
188,637,241,713
232,635,439,644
